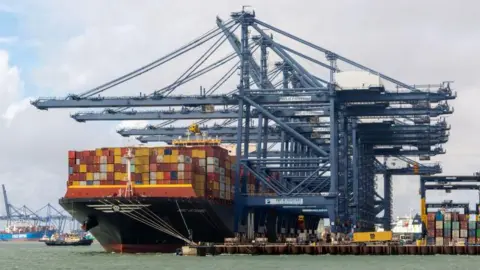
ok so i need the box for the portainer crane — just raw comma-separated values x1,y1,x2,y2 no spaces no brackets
30,7,457,240
0,185,69,234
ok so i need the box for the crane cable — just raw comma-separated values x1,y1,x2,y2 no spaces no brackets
98,199,194,245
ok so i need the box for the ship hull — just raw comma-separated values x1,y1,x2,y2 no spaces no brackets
59,197,234,253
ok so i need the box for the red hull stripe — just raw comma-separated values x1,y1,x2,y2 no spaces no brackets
103,243,182,253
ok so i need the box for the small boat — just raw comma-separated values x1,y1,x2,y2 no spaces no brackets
38,234,50,242
44,238,93,246
44,233,93,247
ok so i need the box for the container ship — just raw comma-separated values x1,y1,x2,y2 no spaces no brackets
60,135,282,253
0,222,56,241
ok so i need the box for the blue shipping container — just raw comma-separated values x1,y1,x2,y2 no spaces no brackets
171,171,178,180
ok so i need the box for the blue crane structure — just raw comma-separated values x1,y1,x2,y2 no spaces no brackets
420,176,480,229
31,9,456,233
0,185,68,232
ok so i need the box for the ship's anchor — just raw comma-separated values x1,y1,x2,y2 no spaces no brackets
112,205,121,212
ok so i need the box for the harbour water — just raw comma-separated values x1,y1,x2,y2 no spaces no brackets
2,242,480,269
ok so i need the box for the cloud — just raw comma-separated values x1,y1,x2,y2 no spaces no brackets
0,3,16,13
3,0,480,219
0,36,18,44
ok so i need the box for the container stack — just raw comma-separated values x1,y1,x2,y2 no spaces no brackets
477,218,480,244
67,146,286,201
426,212,436,245
435,210,444,246
468,217,477,244
444,212,452,245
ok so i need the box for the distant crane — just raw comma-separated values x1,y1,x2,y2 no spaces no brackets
0,184,69,233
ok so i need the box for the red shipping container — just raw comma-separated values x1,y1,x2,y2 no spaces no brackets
468,237,476,244
121,148,128,156
114,164,122,172
427,230,435,237
68,151,76,159
461,222,468,230
184,171,192,180
102,149,109,156
443,238,450,246
68,159,75,166
107,156,114,164
120,164,126,173
89,150,95,156
150,155,156,163
69,173,78,181
107,173,114,181
459,214,466,221
436,229,443,236
72,165,79,173
150,164,157,172
78,173,87,181
87,165,94,173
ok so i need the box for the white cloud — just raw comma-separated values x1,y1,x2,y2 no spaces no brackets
0,36,18,44
0,3,15,13
2,0,480,218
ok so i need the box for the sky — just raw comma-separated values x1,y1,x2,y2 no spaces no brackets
0,0,479,221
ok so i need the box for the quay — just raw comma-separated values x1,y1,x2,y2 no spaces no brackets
182,244,480,256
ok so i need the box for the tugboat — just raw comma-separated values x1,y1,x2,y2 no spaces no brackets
38,234,50,242
44,233,93,247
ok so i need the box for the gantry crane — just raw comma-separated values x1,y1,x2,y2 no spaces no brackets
31,8,457,237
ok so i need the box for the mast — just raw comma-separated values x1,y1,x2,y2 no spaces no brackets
124,148,134,197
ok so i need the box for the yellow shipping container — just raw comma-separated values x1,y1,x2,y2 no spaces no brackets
114,148,121,156
195,189,205,197
195,174,205,181
72,181,80,186
114,156,123,164
134,156,148,165
136,148,150,157
86,173,94,181
193,149,206,159
226,177,231,185
96,149,103,156
107,164,114,172
156,172,164,180
79,164,87,173
213,182,219,190
172,149,179,156
143,180,149,185
142,173,150,181
114,172,125,181
353,231,392,243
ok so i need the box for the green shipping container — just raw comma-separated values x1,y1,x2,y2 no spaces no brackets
444,222,452,229
453,222,460,230
476,228,480,236
469,221,477,229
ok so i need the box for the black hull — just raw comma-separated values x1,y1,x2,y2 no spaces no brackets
59,197,234,253
45,239,93,246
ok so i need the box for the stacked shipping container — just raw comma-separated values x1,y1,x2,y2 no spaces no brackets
427,211,478,246
67,146,277,201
